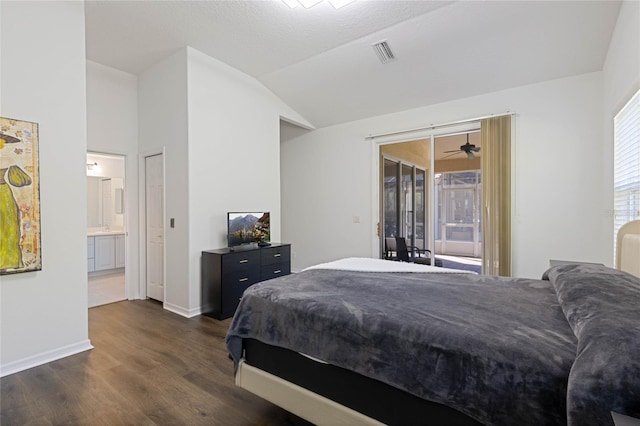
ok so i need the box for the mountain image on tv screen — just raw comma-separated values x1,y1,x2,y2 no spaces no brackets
228,212,270,247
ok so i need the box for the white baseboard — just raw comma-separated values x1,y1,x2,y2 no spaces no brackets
0,339,94,377
163,302,201,318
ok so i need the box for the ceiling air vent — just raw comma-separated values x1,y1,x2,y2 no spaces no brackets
372,40,396,64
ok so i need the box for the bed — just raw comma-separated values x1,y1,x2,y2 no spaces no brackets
226,255,640,425
617,220,640,278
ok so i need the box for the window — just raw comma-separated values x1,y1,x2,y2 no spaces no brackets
614,89,640,262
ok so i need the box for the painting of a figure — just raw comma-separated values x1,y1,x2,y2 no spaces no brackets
0,117,41,275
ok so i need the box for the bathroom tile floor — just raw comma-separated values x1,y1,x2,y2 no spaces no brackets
89,271,125,308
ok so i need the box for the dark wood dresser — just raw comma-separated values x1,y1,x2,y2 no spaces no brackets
201,243,291,320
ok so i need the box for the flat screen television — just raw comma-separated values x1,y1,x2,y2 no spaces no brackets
227,212,270,247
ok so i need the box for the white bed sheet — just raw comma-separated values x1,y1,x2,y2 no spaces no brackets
302,257,476,274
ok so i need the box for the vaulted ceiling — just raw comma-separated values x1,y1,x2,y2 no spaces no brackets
85,0,622,129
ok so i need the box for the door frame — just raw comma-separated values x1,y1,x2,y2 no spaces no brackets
370,122,480,259
138,149,166,302
380,155,428,256
87,151,131,299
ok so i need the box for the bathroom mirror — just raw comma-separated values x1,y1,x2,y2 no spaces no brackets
87,177,124,228
86,153,125,230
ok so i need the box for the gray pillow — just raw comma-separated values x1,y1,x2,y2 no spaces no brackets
544,263,640,426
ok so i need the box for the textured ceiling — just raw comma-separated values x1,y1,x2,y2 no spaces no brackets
85,0,451,76
85,0,622,129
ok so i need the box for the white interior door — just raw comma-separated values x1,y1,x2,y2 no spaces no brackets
145,154,164,302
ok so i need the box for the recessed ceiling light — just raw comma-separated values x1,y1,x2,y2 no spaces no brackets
281,0,300,7
298,0,323,8
281,0,356,9
328,0,355,8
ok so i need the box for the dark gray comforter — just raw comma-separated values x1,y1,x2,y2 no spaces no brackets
226,269,578,425
544,263,640,426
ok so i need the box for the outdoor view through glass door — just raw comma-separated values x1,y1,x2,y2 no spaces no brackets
376,118,512,275
382,157,427,254
379,130,483,274
435,171,482,258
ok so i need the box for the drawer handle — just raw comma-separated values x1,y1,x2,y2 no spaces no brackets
239,277,248,283
239,259,249,264
273,253,281,257
273,270,282,274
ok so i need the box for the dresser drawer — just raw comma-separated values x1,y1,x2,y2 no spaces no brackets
261,262,290,281
261,245,291,266
223,268,261,288
222,278,256,319
223,250,261,272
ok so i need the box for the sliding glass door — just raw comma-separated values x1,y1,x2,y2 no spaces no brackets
401,163,413,243
375,115,512,275
382,157,427,255
415,168,426,251
383,158,399,238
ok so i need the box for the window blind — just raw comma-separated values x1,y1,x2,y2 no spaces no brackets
613,89,640,263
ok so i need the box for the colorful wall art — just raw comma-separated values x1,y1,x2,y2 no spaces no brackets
0,117,41,275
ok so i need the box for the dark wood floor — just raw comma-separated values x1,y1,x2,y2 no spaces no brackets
1,300,312,425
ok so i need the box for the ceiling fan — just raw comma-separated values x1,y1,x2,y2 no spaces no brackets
442,134,480,159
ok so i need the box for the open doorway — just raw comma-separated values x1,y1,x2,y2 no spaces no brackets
87,152,127,307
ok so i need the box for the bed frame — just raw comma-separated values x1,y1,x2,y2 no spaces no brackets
237,339,481,426
236,361,381,425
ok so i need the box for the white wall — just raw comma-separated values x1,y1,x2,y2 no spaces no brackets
137,46,311,316
186,47,300,313
282,72,606,279
86,154,125,179
0,1,92,375
138,48,189,315
601,0,640,262
86,61,140,299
